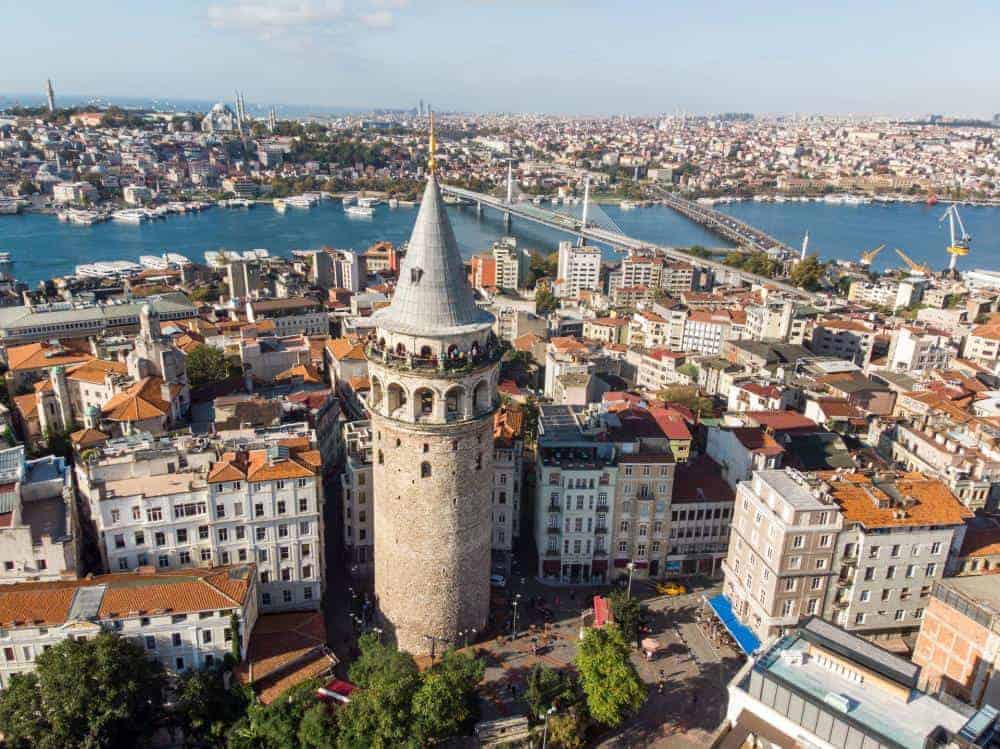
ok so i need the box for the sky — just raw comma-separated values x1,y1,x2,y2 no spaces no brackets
2,0,999,116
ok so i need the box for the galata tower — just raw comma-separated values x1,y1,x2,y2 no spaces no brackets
366,119,499,655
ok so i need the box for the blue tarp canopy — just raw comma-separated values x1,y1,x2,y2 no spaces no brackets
706,593,761,656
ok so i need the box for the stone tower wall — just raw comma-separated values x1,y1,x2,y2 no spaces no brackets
371,407,494,655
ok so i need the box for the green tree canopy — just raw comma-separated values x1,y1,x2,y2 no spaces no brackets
789,254,825,291
535,287,558,314
574,625,646,728
186,344,233,388
657,385,714,418
608,591,643,648
228,679,331,749
547,707,589,749
524,664,580,720
411,649,484,743
175,664,252,748
0,632,165,749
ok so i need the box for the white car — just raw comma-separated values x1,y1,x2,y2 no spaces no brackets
490,574,506,588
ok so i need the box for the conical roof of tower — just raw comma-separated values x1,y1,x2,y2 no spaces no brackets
372,176,493,336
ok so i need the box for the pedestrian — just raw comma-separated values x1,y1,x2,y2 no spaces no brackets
657,679,665,695
508,683,517,699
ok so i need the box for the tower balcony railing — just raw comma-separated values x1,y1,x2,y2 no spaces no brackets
365,341,503,376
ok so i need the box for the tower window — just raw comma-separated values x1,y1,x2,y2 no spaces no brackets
476,453,483,470
378,451,384,465
411,268,423,283
423,443,429,453
421,462,432,478
396,438,401,448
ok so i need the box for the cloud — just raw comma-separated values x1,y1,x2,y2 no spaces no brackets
207,0,405,38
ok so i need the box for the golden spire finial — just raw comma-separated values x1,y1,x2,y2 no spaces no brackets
428,111,436,175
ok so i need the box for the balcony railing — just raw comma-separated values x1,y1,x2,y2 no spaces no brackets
547,504,562,513
366,340,503,376
546,526,562,535
594,525,608,534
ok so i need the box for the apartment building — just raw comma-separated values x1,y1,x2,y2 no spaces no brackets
246,298,329,337
744,297,795,342
667,455,734,577
493,407,525,550
74,425,325,613
886,325,954,373
0,448,78,584
492,236,529,291
659,261,695,295
636,349,689,392
913,576,1000,709
681,310,736,356
534,406,618,584
810,319,878,366
341,420,373,579
555,241,602,299
964,322,1000,369
848,278,924,311
723,469,843,642
0,565,257,687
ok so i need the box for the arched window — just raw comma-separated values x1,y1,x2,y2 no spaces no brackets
475,452,483,470
473,380,491,414
419,345,433,359
421,462,432,478
447,344,459,358
445,386,465,421
415,388,434,420
395,342,407,356
370,378,383,408
387,383,407,416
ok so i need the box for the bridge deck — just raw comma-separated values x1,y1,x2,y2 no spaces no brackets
440,184,821,302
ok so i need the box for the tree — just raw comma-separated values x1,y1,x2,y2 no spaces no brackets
524,665,579,720
608,591,643,648
297,703,338,749
175,665,252,748
790,255,825,291
547,708,588,749
187,344,233,388
411,650,484,743
0,632,166,749
657,385,714,418
535,287,558,314
228,680,329,749
575,625,646,728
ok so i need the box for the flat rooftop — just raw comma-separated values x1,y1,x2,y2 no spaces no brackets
751,632,970,749
936,576,1000,619
756,470,831,511
102,471,206,501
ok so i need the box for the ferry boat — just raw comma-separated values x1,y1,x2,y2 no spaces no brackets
285,194,320,209
60,208,103,225
243,249,270,260
357,196,380,208
166,253,192,266
139,255,170,270
220,198,255,208
345,205,374,218
112,209,150,224
75,260,143,279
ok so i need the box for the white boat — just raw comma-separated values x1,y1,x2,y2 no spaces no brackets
166,253,192,266
221,198,254,208
345,205,374,218
285,194,320,209
273,199,288,213
0,198,20,215
243,249,270,260
620,201,636,210
62,208,101,225
388,198,399,209
75,260,143,279
357,196,380,208
139,255,170,270
112,209,149,224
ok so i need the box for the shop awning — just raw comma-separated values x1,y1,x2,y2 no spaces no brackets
705,594,760,656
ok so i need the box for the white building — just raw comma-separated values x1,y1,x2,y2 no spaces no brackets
341,420,374,579
555,241,602,299
75,425,325,613
52,181,99,205
0,565,258,687
247,298,329,337
885,325,954,373
492,237,529,291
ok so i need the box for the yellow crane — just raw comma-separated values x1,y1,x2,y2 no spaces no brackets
859,244,885,266
940,204,971,272
894,248,932,276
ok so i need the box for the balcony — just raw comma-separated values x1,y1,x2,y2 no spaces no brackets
594,525,608,534
595,504,609,512
593,549,607,557
546,526,562,535
547,504,562,513
366,339,502,377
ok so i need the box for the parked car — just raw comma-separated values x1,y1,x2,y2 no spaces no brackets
656,581,687,596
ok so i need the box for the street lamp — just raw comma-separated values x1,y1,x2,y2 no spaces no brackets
541,706,557,749
372,627,383,644
626,561,636,600
512,594,523,640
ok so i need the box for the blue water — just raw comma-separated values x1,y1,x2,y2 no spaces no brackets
0,199,998,286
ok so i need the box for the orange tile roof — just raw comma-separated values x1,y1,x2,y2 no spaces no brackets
0,566,253,628
70,427,109,448
971,324,1000,342
65,358,128,385
347,375,370,392
275,364,323,384
827,472,972,529
326,337,366,361
102,377,170,422
13,393,37,420
959,526,1000,558
7,342,92,372
208,447,319,484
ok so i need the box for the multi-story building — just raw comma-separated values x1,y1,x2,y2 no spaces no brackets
341,420,374,580
492,407,524,554
246,298,329,337
744,296,795,342
636,348,689,392
492,236,529,291
848,277,924,311
964,321,1000,369
52,181,99,205
667,455,733,577
535,405,618,585
723,617,974,749
885,325,954,373
723,469,843,641
555,241,602,299
810,319,878,366
0,448,78,584
0,565,257,687
659,261,695,295
913,576,1000,709
74,425,325,613
680,310,736,355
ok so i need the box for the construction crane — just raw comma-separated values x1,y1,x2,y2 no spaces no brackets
940,204,971,272
859,244,885,266
894,248,932,276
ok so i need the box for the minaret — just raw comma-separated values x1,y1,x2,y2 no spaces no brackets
368,115,498,655
800,231,809,262
46,79,55,113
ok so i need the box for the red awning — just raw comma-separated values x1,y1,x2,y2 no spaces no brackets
591,559,608,574
593,596,610,627
614,559,629,568
542,560,561,574
633,561,648,569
